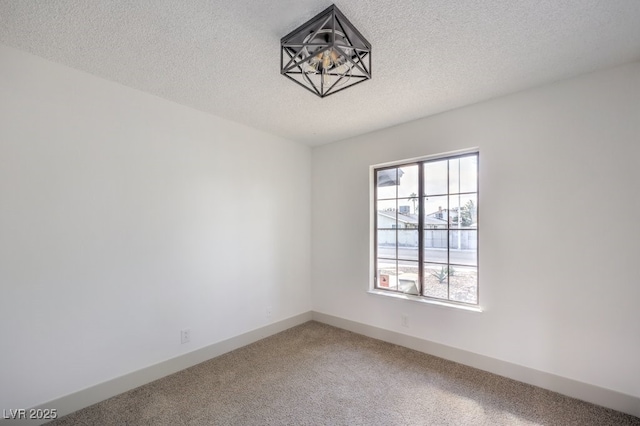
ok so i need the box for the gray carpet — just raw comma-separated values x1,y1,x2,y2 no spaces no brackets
49,321,639,425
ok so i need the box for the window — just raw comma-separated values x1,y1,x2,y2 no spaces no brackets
374,152,478,305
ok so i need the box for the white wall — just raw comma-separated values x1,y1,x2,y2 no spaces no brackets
312,61,640,399
0,45,311,409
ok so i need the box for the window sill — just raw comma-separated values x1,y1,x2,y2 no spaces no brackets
367,289,483,313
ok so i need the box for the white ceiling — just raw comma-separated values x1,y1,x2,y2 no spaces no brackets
2,1,640,146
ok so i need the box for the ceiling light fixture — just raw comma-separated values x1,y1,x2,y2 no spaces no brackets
280,4,371,98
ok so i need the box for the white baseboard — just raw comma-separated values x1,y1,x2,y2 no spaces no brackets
1,312,312,426
311,311,640,418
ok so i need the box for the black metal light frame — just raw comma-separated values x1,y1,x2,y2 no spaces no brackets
280,4,371,98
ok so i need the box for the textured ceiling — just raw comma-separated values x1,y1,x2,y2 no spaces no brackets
1,1,640,146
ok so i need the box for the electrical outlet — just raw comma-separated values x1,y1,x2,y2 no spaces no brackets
401,315,409,328
181,328,191,344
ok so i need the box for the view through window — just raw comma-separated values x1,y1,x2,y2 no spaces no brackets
374,152,478,305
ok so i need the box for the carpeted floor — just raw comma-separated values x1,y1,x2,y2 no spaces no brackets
49,321,639,425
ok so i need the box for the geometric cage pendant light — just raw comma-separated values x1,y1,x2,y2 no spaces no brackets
280,4,371,98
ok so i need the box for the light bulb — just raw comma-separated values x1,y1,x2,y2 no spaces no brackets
303,56,319,74
322,71,331,86
322,51,332,69
335,63,349,75
329,49,340,64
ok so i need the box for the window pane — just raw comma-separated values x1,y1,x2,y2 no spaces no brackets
449,266,477,304
424,160,448,196
376,168,397,199
377,259,397,290
397,261,419,295
377,230,396,259
450,230,477,266
396,201,416,218
423,263,450,299
397,165,419,198
424,230,448,263
449,158,460,194
377,200,396,229
423,196,448,228
397,230,418,261
459,155,478,193
450,155,478,194
448,194,477,228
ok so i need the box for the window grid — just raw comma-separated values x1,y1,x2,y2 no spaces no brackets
374,152,478,306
